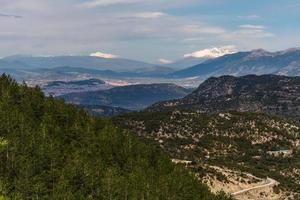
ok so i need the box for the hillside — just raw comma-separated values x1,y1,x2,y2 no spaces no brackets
170,48,300,78
42,78,112,96
164,57,209,69
149,75,300,120
0,74,231,200
115,110,300,199
77,105,132,117
61,83,193,110
45,79,105,87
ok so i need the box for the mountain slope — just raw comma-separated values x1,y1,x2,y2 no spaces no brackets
0,74,231,200
166,46,237,69
45,78,105,87
42,78,112,96
77,105,132,117
115,110,300,199
61,83,193,110
31,65,174,79
170,48,300,78
165,57,209,69
149,75,300,120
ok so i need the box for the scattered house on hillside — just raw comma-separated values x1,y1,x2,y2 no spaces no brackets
267,150,293,157
252,155,262,160
171,159,193,165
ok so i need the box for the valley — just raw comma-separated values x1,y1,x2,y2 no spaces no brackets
1,1,299,199
61,83,192,110
0,48,299,199
1,48,300,92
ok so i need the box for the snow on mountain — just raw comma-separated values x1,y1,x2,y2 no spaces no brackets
159,58,173,64
184,45,237,58
90,51,119,59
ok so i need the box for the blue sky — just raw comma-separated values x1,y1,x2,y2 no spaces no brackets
0,0,299,62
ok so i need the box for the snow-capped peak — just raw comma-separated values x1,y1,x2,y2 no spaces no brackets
159,58,173,64
184,45,237,58
90,51,119,59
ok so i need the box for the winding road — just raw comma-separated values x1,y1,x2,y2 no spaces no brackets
231,177,278,196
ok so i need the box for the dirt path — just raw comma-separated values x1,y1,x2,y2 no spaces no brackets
231,177,278,196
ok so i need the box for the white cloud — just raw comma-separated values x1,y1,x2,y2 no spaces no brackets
119,12,167,20
131,12,167,19
90,51,119,59
81,0,138,8
0,0,289,62
225,24,275,39
184,45,237,58
80,0,199,8
233,24,275,38
236,29,275,38
182,37,204,43
183,25,226,34
158,58,173,64
1,0,51,12
0,13,22,19
239,24,266,29
239,15,260,20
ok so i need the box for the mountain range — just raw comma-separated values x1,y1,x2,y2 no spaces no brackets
1,50,300,199
114,74,300,199
0,55,158,72
31,65,174,80
1,48,300,82
164,57,209,69
164,45,237,69
169,48,300,78
149,74,300,120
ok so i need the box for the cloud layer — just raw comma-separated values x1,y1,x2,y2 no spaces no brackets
0,13,22,18
0,0,298,62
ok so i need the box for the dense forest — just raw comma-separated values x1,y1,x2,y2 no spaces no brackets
0,74,232,199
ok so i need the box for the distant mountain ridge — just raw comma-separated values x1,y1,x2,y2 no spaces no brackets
148,74,300,120
42,78,111,96
33,66,174,78
0,55,158,72
1,48,300,85
45,78,105,87
169,48,300,78
61,83,193,110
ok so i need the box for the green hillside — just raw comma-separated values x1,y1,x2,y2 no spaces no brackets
0,74,231,200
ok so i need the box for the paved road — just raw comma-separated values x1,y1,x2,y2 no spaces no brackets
231,177,278,196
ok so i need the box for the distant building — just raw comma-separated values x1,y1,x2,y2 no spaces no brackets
267,150,293,157
171,159,193,165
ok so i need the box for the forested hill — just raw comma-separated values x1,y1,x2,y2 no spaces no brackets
0,74,231,199
148,75,300,120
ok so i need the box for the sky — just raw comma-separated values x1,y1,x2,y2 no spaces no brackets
0,0,300,63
